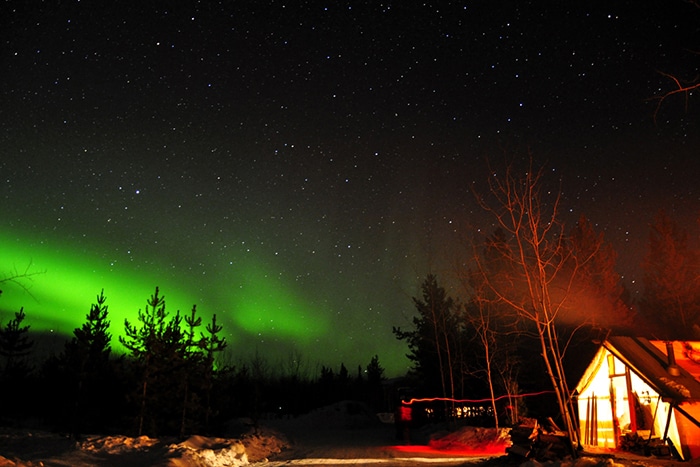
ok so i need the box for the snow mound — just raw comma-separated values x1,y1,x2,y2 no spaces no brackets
429,426,512,453
240,428,290,462
73,429,289,466
0,455,36,467
166,435,248,467
80,434,159,454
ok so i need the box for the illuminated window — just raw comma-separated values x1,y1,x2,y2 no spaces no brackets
607,354,617,376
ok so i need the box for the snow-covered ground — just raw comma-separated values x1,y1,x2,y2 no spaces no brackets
0,401,696,467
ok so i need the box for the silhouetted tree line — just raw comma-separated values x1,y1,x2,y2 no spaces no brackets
0,286,386,438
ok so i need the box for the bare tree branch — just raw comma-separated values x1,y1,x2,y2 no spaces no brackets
0,261,45,302
649,70,700,123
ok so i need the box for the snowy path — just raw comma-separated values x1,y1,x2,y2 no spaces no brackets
258,418,497,466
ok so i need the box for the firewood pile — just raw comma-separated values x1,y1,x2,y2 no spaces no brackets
506,417,573,462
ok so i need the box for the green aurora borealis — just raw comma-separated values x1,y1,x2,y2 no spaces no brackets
0,227,401,373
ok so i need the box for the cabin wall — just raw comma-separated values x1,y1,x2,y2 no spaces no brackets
577,351,625,448
577,350,681,453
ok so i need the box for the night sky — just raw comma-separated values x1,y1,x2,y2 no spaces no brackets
2,1,699,377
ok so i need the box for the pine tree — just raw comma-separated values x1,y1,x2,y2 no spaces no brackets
200,313,226,431
319,365,335,405
179,304,202,437
120,287,189,436
202,314,227,365
0,307,34,423
364,355,385,411
62,290,113,435
393,274,464,399
565,215,633,330
65,290,111,368
0,308,33,376
366,354,385,385
640,210,700,339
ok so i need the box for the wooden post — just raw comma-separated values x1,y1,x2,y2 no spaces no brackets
610,381,619,447
625,367,637,432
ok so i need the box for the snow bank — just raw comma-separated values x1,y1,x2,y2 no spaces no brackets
428,426,512,454
74,429,289,466
239,428,290,462
0,455,26,467
80,434,159,454
166,435,248,467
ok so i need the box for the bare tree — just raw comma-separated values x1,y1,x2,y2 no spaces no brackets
469,295,501,430
457,229,525,429
279,347,309,382
472,158,582,453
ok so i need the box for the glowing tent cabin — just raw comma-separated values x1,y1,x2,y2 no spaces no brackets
575,337,700,460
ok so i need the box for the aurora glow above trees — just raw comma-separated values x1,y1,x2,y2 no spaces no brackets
0,229,340,369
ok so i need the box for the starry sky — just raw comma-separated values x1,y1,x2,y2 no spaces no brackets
1,1,699,377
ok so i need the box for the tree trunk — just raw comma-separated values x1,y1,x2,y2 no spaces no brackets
139,379,147,437
483,333,499,430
